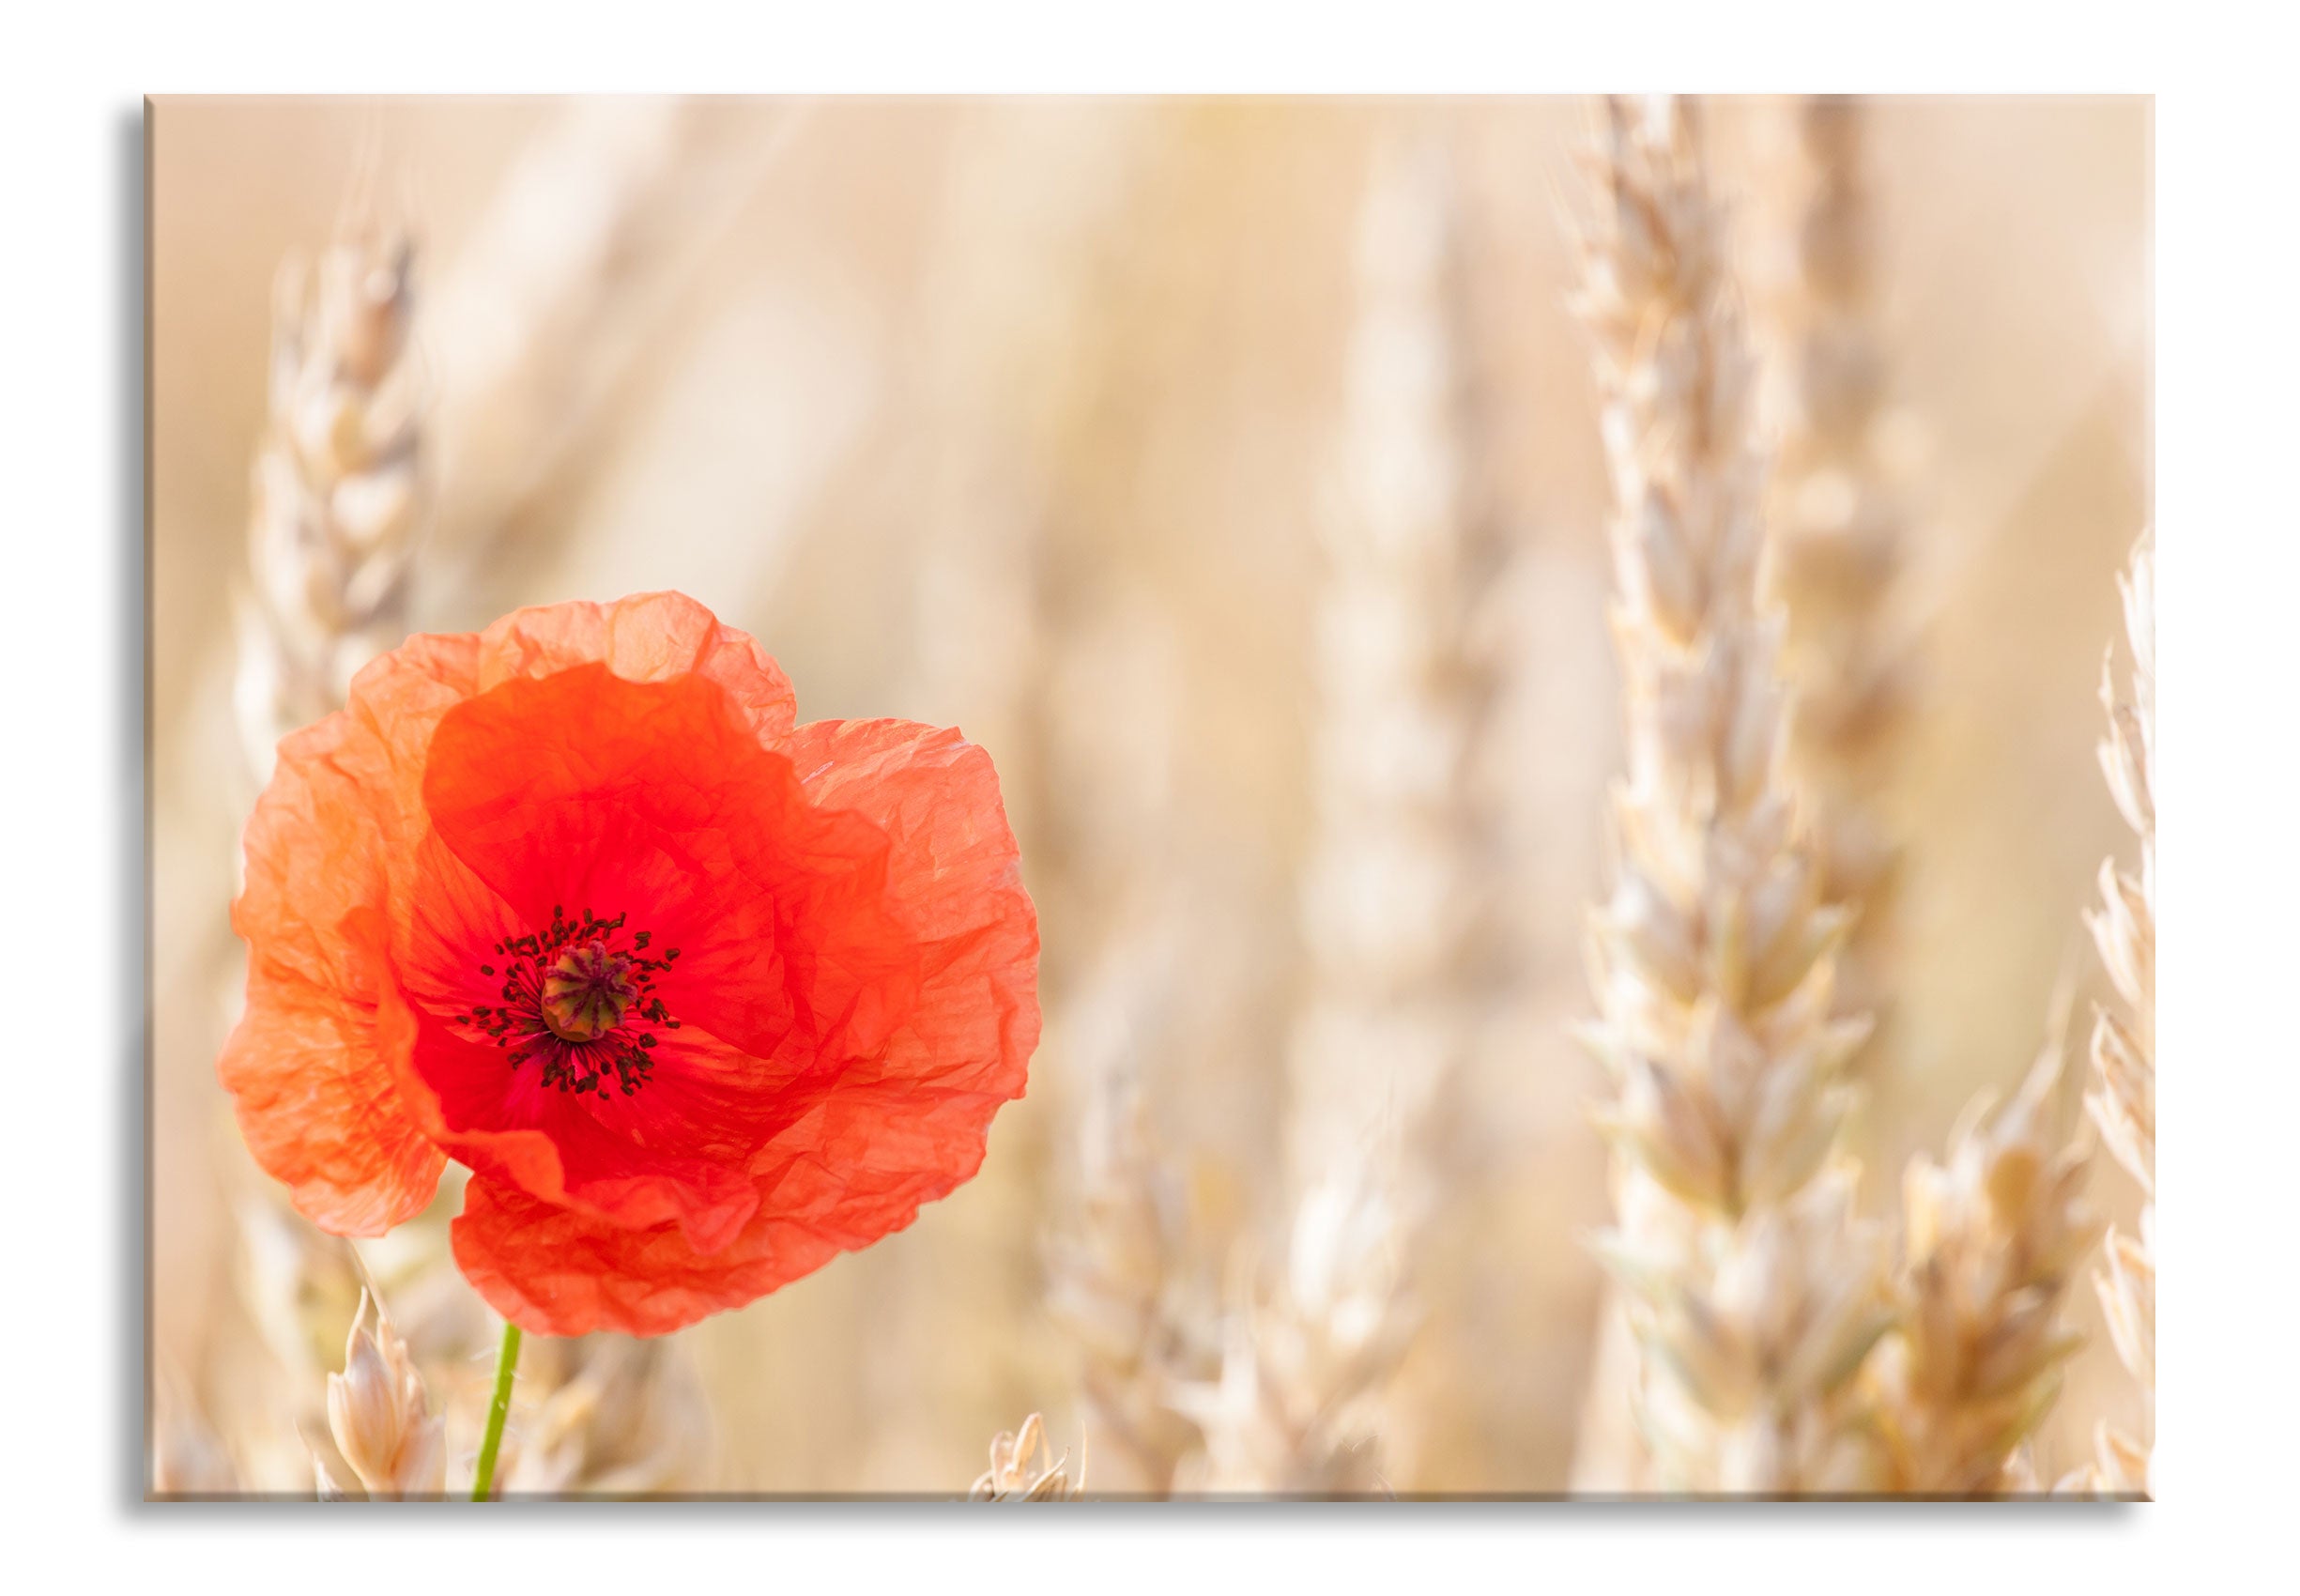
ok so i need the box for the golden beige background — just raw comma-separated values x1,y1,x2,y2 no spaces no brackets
149,95,2149,1494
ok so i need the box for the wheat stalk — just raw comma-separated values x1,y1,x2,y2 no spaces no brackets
2080,530,2155,1493
1869,1038,2098,1494
1575,96,1887,1494
1765,96,1914,1034
234,196,422,786
1162,136,1494,1496
321,1290,446,1499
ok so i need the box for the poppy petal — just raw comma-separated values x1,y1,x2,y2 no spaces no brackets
473,591,798,747
418,664,900,1060
222,703,448,1234
759,720,1041,1205
387,832,768,1253
789,719,1040,1093
398,671,915,1254
451,1174,846,1337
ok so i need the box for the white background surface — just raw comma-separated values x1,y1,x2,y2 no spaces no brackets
3,2,2286,1588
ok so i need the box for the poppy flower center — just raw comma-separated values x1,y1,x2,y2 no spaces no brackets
541,940,636,1041
454,905,685,1097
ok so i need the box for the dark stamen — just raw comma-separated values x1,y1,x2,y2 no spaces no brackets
452,909,679,1097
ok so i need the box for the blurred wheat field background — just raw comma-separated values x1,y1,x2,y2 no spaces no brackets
148,94,2149,1496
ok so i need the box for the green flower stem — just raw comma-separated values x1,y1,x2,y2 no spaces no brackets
470,1321,523,1501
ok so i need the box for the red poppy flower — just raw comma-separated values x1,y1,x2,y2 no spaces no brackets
220,592,1039,1337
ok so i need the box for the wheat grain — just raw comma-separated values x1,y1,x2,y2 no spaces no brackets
322,1290,446,1499
969,1413,1087,1500
1575,95,1885,1493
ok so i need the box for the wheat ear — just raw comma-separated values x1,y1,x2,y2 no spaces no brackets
2083,530,2156,1493
1767,96,1913,1030
235,198,422,785
1165,1163,1406,1495
1576,96,1887,1493
1870,1037,2098,1493
969,1413,1087,1500
1165,138,1489,1496
1044,1067,1209,1496
322,1290,446,1499
1288,137,1490,1215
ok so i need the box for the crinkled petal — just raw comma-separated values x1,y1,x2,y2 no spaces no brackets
451,1083,1020,1337
386,821,771,1253
218,635,479,1234
220,916,441,1235
394,668,918,1255
452,718,1037,1336
472,591,797,747
418,664,908,1063
759,721,1040,1210
452,1174,847,1337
